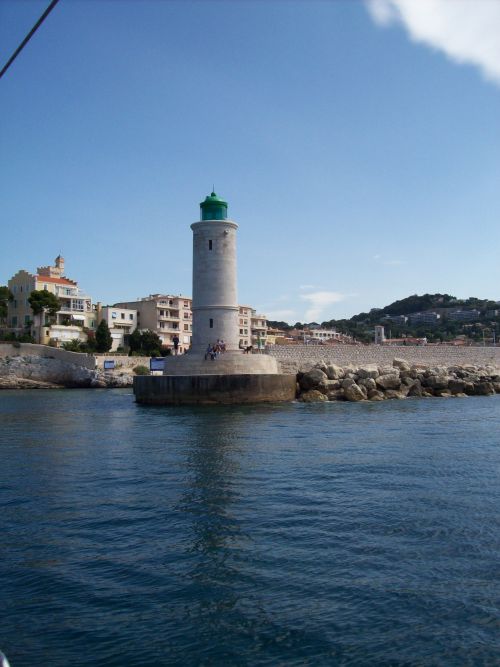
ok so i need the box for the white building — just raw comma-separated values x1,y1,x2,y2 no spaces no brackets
96,305,137,351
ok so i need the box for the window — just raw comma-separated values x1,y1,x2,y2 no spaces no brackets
184,313,189,319
129,314,134,320
184,324,189,331
11,316,17,326
43,284,48,290
24,315,30,324
111,311,117,319
121,313,125,319
184,301,189,307
160,322,165,328
20,286,23,292
169,300,173,306
240,329,243,335
160,310,165,317
13,300,17,308
208,240,213,250
210,318,214,328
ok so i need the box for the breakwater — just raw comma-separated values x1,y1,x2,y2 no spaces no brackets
297,358,500,402
269,344,500,374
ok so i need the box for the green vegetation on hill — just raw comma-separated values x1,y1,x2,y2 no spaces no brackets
268,293,500,344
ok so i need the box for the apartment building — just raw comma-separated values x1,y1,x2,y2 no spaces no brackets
237,306,268,349
408,312,441,325
7,256,94,345
114,294,193,353
95,305,137,351
112,296,267,353
250,309,268,349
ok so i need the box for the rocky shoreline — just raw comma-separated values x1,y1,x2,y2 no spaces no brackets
0,355,133,389
297,358,500,402
2,353,500,401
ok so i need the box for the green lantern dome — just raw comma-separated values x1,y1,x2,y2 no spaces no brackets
200,191,228,221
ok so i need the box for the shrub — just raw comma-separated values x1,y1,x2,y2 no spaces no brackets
133,365,149,375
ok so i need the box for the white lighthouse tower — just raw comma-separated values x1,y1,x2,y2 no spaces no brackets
190,192,239,353
136,191,296,402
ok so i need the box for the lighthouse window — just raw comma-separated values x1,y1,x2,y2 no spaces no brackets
208,240,213,250
209,318,214,328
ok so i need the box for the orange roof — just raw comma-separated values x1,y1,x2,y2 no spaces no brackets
36,275,77,286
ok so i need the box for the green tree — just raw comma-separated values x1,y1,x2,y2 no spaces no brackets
0,286,13,321
28,289,61,343
28,289,61,318
95,319,113,353
128,329,162,356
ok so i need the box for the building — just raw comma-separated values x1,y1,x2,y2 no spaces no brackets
447,309,481,322
114,293,266,354
382,314,408,325
304,328,342,343
374,325,386,344
408,312,441,325
114,294,193,353
238,306,268,349
7,256,94,345
95,304,137,351
251,309,268,348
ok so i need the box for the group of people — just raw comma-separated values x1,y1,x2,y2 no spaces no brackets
204,339,226,360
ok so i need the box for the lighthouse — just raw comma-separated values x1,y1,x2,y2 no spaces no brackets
190,192,239,353
133,191,296,404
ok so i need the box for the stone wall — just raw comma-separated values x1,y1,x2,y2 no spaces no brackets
94,355,151,370
0,343,96,370
267,344,500,374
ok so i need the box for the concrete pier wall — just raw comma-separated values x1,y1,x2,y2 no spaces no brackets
134,373,297,405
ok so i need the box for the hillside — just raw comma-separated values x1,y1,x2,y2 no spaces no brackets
268,294,500,344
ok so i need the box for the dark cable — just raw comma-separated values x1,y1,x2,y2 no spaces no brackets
0,0,61,80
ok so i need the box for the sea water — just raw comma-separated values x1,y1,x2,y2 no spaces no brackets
1,389,500,666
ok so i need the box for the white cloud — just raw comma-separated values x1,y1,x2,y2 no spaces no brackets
366,0,500,85
300,290,347,322
373,254,405,266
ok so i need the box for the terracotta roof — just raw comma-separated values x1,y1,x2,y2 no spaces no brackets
36,275,77,286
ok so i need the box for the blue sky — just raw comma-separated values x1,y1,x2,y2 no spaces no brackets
1,0,499,323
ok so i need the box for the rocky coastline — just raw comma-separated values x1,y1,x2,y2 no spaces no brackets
0,354,133,389
1,353,500,401
297,358,500,402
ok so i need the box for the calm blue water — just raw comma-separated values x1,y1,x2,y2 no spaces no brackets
1,390,500,666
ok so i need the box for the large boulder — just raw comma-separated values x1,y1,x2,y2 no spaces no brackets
327,388,345,401
448,379,467,394
300,389,328,402
423,374,450,390
357,366,379,379
384,389,407,400
344,382,367,402
325,363,344,380
407,381,423,397
393,358,411,372
470,382,496,396
299,367,328,391
358,377,377,392
368,389,385,401
376,373,401,390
